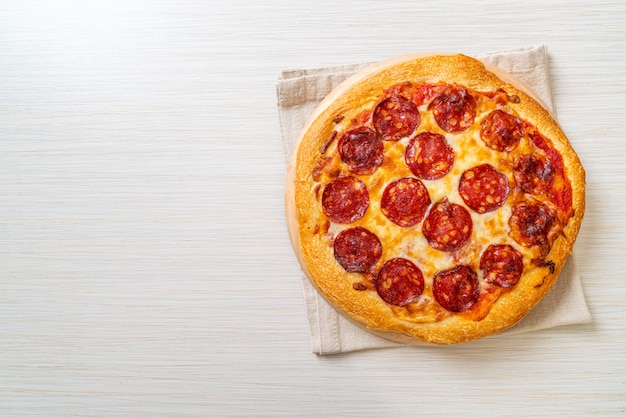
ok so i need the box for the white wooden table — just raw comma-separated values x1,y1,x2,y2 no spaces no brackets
2,1,625,416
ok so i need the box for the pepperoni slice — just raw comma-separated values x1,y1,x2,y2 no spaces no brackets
480,109,524,152
480,244,524,288
381,177,431,227
459,164,510,213
338,127,384,175
373,95,420,141
322,176,369,224
513,154,556,195
508,199,558,249
405,132,454,180
376,258,424,306
429,85,476,132
422,199,472,252
333,227,382,273
433,265,480,312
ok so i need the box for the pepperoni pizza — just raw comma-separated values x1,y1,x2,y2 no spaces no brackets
285,54,585,345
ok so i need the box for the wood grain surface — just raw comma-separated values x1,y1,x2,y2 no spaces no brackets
1,0,625,416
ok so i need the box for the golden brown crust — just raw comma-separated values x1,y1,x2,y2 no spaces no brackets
285,54,585,345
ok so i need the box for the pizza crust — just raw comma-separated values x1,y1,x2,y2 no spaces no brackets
285,54,585,345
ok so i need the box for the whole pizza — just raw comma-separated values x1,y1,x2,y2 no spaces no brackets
285,54,585,345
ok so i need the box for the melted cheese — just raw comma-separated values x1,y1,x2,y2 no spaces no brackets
314,84,554,323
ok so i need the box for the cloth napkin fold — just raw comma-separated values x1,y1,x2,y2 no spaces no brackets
278,45,591,355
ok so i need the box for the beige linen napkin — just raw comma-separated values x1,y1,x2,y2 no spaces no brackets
278,45,591,355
